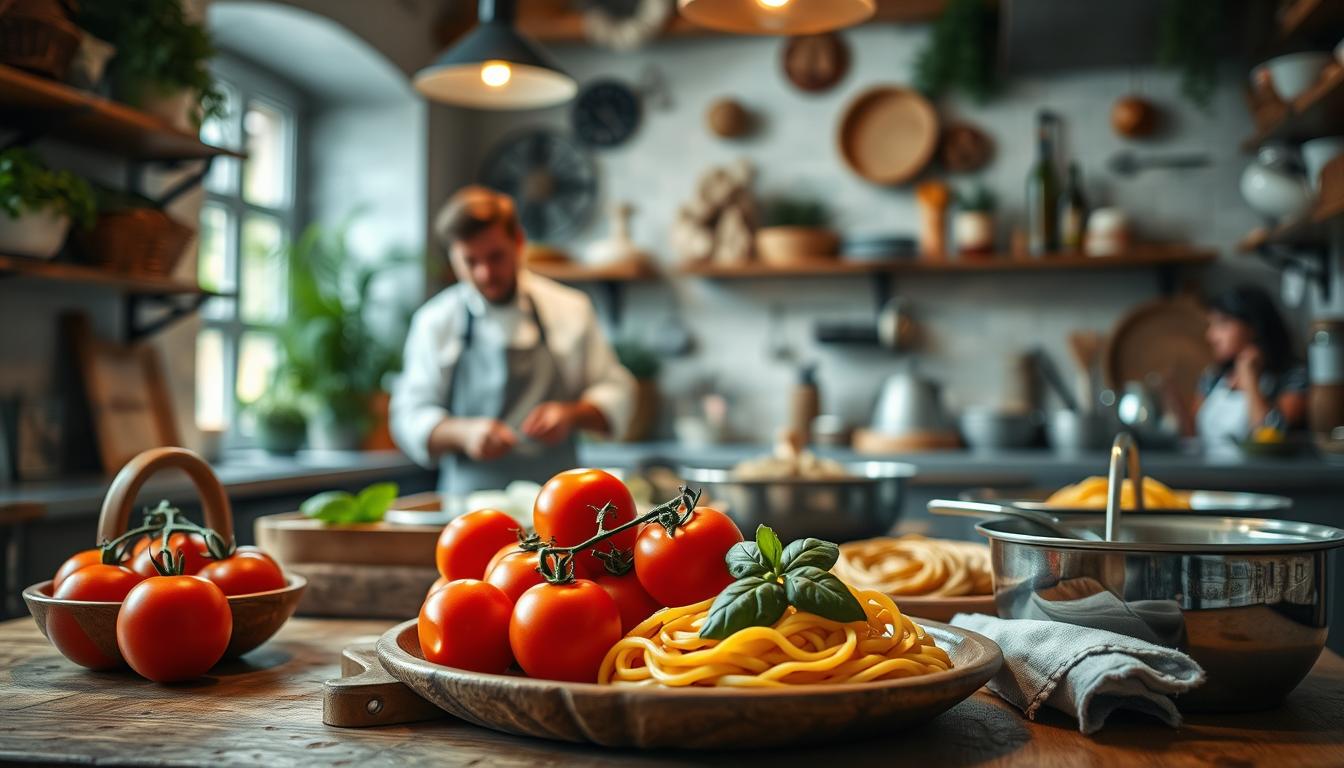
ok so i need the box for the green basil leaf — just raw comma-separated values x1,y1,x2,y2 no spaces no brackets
353,482,399,523
755,525,783,571
300,491,358,524
780,537,840,573
724,541,772,579
699,577,788,640
784,566,866,623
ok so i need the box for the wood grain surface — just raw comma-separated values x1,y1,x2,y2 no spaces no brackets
0,617,1341,767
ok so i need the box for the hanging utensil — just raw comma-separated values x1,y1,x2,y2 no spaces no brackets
1107,151,1210,177
1033,348,1080,412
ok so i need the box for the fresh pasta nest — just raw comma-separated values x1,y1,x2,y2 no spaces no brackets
833,536,992,597
1044,475,1189,510
598,587,951,687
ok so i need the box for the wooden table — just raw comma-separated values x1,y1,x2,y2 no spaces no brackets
1,618,1341,767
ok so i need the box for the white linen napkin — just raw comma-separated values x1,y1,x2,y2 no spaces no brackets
951,613,1207,734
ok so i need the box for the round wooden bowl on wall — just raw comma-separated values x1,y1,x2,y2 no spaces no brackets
838,86,939,185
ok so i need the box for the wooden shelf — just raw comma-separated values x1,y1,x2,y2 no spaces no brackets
0,254,222,296
1238,154,1344,251
679,246,1216,279
1278,0,1344,48
0,65,240,161
1243,62,1344,149
528,259,656,283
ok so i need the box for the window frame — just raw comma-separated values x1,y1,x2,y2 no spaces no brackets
199,53,306,444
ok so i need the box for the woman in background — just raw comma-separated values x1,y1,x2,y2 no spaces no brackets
1192,285,1306,449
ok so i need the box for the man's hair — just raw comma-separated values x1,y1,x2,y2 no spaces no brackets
434,185,522,245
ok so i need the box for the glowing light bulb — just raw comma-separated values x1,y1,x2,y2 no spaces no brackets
757,0,791,8
481,61,512,88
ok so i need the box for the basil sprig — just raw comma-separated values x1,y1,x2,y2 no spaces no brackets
700,525,865,640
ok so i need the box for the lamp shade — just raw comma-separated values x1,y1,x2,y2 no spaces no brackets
677,0,875,35
414,19,576,109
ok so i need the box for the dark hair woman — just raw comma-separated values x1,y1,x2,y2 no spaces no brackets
1193,285,1306,449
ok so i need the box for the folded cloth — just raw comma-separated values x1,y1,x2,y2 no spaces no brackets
951,613,1206,734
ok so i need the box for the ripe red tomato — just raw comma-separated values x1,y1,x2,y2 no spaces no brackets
198,552,287,596
233,545,278,566
49,564,144,669
435,509,519,581
116,575,232,682
425,575,449,600
52,549,106,591
484,542,516,576
635,505,742,607
595,571,662,634
418,580,513,674
533,469,637,577
484,548,545,603
131,532,213,578
510,580,621,683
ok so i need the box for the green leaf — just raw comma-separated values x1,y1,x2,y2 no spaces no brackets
754,525,783,572
779,538,840,573
784,566,866,623
699,576,789,640
300,490,358,524
724,541,772,579
353,482,399,523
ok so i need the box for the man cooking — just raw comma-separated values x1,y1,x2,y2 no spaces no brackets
391,186,634,499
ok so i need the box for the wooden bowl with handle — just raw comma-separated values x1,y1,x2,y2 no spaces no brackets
23,447,307,666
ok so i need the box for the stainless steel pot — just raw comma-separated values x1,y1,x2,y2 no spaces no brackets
679,461,914,542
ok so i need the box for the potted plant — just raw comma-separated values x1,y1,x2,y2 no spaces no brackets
0,148,94,259
953,184,997,258
275,223,411,452
251,391,307,456
755,197,838,265
79,0,226,131
615,340,661,442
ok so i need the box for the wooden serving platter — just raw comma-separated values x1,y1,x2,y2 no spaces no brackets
254,513,441,567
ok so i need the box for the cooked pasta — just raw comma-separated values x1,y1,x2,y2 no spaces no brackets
833,536,992,597
1044,475,1190,510
597,587,951,687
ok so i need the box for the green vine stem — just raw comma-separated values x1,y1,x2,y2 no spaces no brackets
536,486,701,585
98,500,233,567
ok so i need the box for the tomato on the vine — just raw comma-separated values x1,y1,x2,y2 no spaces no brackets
131,532,212,578
435,509,519,581
116,575,232,682
52,549,107,591
198,551,286,596
484,548,545,603
533,469,637,577
509,580,621,683
418,579,513,674
49,564,144,669
635,505,742,607
595,571,662,633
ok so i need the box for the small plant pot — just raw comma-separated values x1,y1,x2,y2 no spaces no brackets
625,378,660,442
0,209,71,259
256,416,306,456
755,226,840,266
307,407,368,452
953,211,995,258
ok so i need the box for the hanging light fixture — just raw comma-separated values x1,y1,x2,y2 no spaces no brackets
414,0,576,110
677,0,875,35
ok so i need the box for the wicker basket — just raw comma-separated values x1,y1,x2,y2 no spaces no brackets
0,0,80,81
86,209,195,277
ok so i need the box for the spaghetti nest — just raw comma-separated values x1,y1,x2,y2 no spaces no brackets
834,536,992,597
598,587,951,687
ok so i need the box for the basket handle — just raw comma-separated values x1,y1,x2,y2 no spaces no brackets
97,447,234,547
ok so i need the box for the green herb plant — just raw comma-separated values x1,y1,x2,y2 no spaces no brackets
699,525,864,640
300,482,400,524
1157,0,1220,109
955,184,997,213
913,0,999,103
80,0,227,125
615,340,661,380
0,149,95,228
762,197,831,229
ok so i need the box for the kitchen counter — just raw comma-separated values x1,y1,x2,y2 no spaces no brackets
1,617,1340,767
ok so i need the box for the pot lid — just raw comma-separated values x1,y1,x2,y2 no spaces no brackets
977,514,1344,553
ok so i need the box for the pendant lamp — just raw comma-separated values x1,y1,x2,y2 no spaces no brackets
677,0,875,35
414,0,577,109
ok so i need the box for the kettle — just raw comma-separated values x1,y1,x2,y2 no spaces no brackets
872,363,952,436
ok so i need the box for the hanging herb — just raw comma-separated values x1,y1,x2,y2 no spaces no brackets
1157,0,1220,109
913,0,999,104
699,525,864,640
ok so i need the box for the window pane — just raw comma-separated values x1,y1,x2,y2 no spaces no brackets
240,214,287,324
243,101,290,208
235,331,279,406
195,328,228,431
200,81,240,194
197,204,232,293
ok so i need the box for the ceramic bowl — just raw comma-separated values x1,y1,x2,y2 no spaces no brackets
1261,52,1331,102
1302,136,1344,189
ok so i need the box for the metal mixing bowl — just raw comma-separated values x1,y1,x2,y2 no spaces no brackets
977,513,1344,711
679,461,914,542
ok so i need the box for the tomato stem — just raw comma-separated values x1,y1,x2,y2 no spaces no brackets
536,487,701,585
98,501,233,567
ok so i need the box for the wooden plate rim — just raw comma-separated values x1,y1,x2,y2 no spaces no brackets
836,85,938,185
21,573,308,606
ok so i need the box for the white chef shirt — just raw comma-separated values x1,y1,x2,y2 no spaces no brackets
390,270,635,468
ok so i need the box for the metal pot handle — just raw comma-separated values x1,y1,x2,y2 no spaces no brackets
1105,432,1144,542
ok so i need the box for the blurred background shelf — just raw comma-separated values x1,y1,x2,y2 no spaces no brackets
1277,0,1344,49
1243,61,1344,149
527,259,657,283
0,254,223,297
